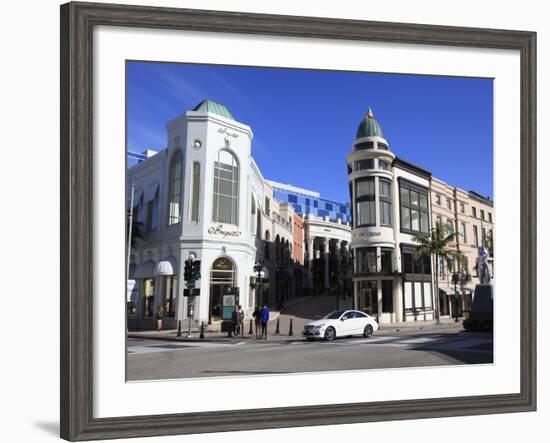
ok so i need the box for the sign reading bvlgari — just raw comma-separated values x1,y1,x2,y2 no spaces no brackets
208,225,242,238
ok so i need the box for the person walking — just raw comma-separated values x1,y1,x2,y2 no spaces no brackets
260,304,270,340
231,305,240,339
156,305,165,331
238,305,245,337
253,305,261,339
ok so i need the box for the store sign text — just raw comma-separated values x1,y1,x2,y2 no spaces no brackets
353,232,382,239
208,225,242,238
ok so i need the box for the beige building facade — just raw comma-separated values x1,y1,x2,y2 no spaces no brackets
431,178,494,318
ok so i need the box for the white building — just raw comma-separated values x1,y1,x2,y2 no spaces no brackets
127,99,298,331
347,108,435,323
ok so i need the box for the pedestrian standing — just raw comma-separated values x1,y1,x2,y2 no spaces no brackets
238,304,245,337
156,305,165,331
260,304,270,339
231,305,240,339
253,305,261,339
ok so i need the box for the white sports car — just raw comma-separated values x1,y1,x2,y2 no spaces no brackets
302,310,379,341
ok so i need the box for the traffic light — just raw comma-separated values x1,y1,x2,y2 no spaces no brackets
192,260,201,280
184,260,192,281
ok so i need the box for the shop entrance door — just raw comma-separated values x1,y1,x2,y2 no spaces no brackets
209,257,235,322
359,280,378,318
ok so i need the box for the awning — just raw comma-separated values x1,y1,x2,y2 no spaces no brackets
439,287,471,296
134,260,156,279
154,256,177,276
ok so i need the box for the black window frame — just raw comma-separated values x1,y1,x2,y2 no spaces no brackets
401,245,431,275
355,247,378,274
379,178,393,227
355,159,374,171
398,179,430,235
355,177,376,227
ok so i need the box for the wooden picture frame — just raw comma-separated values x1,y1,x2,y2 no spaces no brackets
60,1,536,440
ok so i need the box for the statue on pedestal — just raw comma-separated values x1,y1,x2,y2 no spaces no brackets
476,247,491,284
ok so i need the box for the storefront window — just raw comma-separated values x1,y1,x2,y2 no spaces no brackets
356,248,377,273
380,249,393,273
402,246,431,275
142,278,155,318
164,275,177,317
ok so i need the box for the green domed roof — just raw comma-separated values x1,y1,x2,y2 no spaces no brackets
192,99,235,120
356,108,384,139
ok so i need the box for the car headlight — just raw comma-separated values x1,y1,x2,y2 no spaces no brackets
314,324,324,329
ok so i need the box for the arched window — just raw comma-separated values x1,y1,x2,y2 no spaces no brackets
168,150,183,225
190,162,200,222
213,150,239,225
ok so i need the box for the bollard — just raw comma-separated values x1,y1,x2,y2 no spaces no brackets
288,318,294,336
177,320,182,337
248,319,253,335
275,318,280,335
199,321,205,339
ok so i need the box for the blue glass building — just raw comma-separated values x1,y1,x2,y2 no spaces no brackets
268,180,352,223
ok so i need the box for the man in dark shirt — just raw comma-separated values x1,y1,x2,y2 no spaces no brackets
260,304,270,339
231,305,240,338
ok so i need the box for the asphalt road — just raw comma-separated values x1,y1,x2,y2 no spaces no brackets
127,331,493,381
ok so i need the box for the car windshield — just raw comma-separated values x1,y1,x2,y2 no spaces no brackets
324,311,345,320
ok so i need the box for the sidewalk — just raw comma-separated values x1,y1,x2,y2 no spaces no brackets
127,324,299,343
128,318,465,343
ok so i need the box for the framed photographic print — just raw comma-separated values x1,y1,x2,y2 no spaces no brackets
60,1,536,441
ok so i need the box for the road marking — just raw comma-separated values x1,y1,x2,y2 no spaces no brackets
128,341,246,354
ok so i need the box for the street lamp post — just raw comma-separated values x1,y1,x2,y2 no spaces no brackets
254,259,264,307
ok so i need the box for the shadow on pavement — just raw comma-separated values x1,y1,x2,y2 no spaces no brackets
408,332,494,365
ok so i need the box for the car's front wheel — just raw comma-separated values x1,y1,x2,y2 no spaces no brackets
363,324,373,337
324,327,336,341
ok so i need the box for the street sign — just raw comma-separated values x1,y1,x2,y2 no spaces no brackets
192,272,201,280
184,287,200,296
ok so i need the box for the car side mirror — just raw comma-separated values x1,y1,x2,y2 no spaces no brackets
340,318,345,321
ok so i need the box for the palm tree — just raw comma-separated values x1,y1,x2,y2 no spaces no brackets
413,222,465,322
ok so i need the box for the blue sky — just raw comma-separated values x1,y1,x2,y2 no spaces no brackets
127,61,493,203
